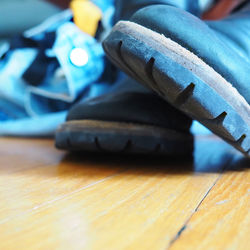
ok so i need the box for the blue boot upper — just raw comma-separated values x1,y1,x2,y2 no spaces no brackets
130,4,250,103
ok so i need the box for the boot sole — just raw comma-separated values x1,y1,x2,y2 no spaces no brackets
103,21,250,157
55,120,194,155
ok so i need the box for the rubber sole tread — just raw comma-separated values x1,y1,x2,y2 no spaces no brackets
103,24,250,157
55,120,194,155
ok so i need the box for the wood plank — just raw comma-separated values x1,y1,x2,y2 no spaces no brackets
0,138,125,222
0,138,64,173
169,165,250,250
0,136,248,250
0,166,219,250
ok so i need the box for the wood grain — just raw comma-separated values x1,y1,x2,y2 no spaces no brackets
169,169,250,250
0,136,249,250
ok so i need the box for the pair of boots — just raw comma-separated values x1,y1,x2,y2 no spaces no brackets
56,0,250,157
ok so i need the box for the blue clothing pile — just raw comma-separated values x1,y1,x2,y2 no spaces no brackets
0,1,115,137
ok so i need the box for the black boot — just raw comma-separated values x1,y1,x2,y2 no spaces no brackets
55,77,193,155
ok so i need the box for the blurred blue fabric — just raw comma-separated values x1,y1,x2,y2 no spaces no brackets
0,1,115,137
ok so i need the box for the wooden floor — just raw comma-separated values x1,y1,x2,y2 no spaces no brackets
0,135,249,250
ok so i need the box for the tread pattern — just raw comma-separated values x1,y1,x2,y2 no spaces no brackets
94,137,132,153
213,112,228,125
55,127,194,155
174,83,195,107
103,30,250,157
145,57,166,96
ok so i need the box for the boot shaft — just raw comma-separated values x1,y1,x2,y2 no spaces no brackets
114,0,201,22
208,2,250,61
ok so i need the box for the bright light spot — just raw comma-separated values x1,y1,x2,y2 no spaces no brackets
70,48,89,67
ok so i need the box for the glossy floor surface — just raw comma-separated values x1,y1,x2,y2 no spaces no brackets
0,135,249,249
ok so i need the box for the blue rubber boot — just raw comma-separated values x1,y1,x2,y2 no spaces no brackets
103,2,250,157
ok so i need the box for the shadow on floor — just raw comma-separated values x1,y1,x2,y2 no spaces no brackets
60,136,250,175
